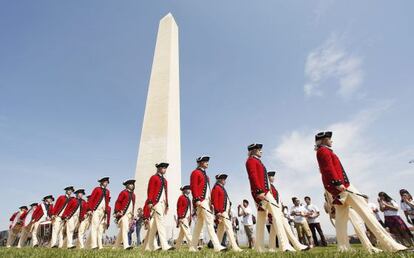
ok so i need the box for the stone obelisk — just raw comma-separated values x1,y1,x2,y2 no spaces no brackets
134,13,181,238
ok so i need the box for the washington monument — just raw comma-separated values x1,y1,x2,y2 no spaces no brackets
134,13,181,236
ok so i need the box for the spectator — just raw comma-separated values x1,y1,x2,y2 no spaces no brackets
378,192,414,247
135,208,144,246
231,213,240,245
400,189,414,226
238,199,255,248
128,218,136,246
368,200,385,227
282,205,296,237
290,197,314,247
304,196,327,247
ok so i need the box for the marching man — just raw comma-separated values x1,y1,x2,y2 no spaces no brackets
315,131,407,252
175,185,192,249
78,195,92,249
31,195,54,247
61,189,88,249
189,156,226,252
6,206,28,248
50,186,74,248
245,143,297,252
211,174,242,252
267,171,309,251
142,163,173,251
17,203,38,248
88,177,111,249
114,179,136,250
97,202,111,249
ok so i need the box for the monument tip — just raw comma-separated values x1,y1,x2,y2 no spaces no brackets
161,12,176,23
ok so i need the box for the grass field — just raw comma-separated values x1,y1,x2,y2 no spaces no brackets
1,245,413,258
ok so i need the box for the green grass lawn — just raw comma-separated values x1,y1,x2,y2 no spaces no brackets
0,245,413,258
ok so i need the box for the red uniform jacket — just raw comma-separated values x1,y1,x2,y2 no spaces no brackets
88,187,111,211
32,203,53,222
176,194,191,219
52,195,71,216
9,212,19,229
61,197,88,221
190,168,210,205
316,146,350,196
268,184,279,224
246,156,270,205
143,174,168,218
211,183,230,214
114,190,136,217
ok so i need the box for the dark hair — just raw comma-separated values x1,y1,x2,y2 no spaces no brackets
292,197,298,203
378,192,393,202
243,199,249,204
304,196,311,201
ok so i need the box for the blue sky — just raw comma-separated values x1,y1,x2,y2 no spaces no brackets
1,1,413,234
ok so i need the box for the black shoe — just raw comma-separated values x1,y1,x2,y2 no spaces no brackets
220,248,228,252
33,244,39,248
68,246,76,249
51,245,58,248
167,247,175,251
92,247,98,250
126,246,133,250
302,246,311,251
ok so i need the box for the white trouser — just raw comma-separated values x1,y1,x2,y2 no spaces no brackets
17,226,31,248
190,200,225,252
142,218,160,251
66,214,80,248
90,207,105,249
114,212,133,249
349,209,381,253
175,218,192,249
335,184,406,252
31,221,42,246
269,211,308,251
216,211,242,251
145,202,171,251
78,217,91,249
50,216,65,247
256,192,294,252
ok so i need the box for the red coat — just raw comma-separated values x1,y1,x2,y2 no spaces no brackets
176,194,191,219
211,183,230,214
190,168,210,205
52,195,71,216
246,156,270,205
61,197,88,221
88,187,111,211
143,174,168,218
9,212,18,229
316,146,350,195
32,203,53,222
114,190,136,216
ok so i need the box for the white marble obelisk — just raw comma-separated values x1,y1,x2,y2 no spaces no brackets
134,13,181,238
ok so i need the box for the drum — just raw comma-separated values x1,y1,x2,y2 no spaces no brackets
39,221,52,246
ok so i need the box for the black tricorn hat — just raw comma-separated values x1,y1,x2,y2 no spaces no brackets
180,185,190,191
74,189,85,195
248,143,263,151
155,163,169,168
267,171,276,177
64,186,75,192
98,177,110,183
123,179,136,186
215,173,228,180
43,195,54,201
315,131,333,141
19,206,28,210
30,203,38,207
196,156,210,163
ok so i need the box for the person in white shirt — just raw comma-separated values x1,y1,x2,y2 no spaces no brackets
368,202,385,227
378,192,414,247
238,200,255,249
400,189,414,226
290,197,314,247
304,196,327,247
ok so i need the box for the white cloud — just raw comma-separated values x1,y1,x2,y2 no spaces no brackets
269,103,414,234
304,34,364,98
